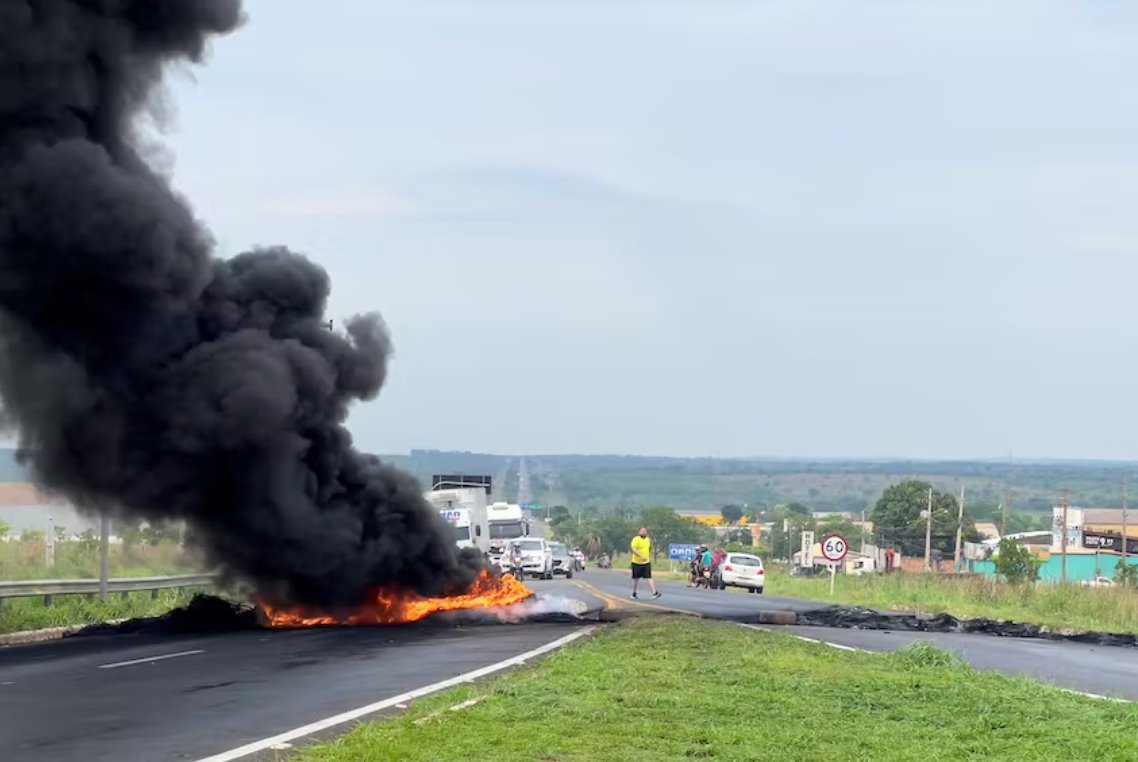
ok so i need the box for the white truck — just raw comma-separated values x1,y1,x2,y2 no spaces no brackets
425,487,491,556
487,501,529,563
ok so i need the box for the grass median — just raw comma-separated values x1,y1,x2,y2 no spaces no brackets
765,570,1138,635
300,616,1138,762
0,587,206,635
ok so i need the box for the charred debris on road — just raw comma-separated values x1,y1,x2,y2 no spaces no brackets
67,594,601,639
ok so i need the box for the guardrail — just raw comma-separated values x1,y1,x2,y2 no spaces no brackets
0,573,217,607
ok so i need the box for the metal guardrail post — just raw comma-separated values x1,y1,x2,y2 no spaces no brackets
99,513,109,603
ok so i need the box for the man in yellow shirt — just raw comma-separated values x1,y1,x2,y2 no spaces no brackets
630,527,661,599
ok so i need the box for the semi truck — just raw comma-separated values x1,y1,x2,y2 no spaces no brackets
487,501,529,562
424,486,491,556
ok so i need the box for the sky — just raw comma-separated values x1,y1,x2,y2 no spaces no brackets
161,0,1138,460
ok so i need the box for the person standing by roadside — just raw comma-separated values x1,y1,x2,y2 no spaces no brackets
630,527,662,599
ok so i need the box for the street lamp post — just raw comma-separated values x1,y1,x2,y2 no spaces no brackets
922,487,933,572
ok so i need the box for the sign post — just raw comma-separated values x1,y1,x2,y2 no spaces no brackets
669,543,697,579
820,534,849,596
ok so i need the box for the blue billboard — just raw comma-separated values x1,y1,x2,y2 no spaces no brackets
669,543,698,561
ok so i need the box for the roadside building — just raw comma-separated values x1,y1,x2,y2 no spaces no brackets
0,483,98,538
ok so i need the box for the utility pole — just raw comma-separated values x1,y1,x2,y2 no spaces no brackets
99,513,109,603
1060,489,1069,585
953,485,965,573
45,508,55,567
1123,473,1129,566
1001,488,1010,537
924,487,933,572
784,518,791,570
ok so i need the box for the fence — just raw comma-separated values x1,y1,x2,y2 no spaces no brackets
0,573,216,607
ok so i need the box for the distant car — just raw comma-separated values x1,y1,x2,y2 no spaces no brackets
548,542,575,578
506,538,554,580
715,553,765,593
1079,576,1115,588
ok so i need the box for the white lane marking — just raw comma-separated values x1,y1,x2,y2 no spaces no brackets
787,634,864,653
412,697,486,726
740,624,867,652
1057,687,1132,703
193,627,596,762
742,624,1135,703
98,649,205,670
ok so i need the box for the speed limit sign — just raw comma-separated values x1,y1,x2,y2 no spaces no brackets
821,534,848,563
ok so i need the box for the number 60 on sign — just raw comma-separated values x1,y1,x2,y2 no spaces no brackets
821,534,848,563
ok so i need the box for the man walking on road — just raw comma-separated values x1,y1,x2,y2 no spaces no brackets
630,527,662,599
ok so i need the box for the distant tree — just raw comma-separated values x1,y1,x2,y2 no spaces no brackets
1115,559,1138,588
726,528,752,546
0,520,8,540
548,505,572,526
53,525,67,543
720,504,744,525
870,481,980,556
639,506,712,560
994,539,1041,584
1004,513,1051,535
816,515,862,545
785,502,812,517
968,502,1000,523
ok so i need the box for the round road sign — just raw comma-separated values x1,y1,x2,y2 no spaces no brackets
821,534,849,563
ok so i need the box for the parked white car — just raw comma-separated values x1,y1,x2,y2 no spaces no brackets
717,552,765,594
1078,576,1114,588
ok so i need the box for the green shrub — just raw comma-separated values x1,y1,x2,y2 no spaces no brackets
994,539,1041,584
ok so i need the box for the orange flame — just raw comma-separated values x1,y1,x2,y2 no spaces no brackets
256,570,534,628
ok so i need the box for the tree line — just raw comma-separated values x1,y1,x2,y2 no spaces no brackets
540,479,996,562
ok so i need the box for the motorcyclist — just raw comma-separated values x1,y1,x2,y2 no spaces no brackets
508,541,525,577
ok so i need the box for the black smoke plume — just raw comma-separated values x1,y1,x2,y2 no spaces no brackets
0,0,484,608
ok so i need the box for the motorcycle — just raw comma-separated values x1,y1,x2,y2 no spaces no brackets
597,554,612,570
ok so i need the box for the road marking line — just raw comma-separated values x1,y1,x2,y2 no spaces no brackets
569,580,623,610
570,579,701,618
1057,687,1131,703
413,697,487,726
97,649,205,670
741,625,1135,703
740,624,868,652
192,627,596,762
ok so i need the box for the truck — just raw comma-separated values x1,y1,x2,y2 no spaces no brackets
424,487,491,556
487,501,529,562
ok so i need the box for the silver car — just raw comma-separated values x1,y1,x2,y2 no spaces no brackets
548,542,575,578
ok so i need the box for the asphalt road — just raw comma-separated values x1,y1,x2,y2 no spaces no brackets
5,570,1138,761
0,580,596,762
573,568,1138,700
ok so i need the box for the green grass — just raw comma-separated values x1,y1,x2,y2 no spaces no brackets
0,538,201,580
0,538,208,634
0,587,207,634
767,570,1138,635
299,617,1138,761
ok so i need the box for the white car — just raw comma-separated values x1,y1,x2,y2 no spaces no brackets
501,538,554,580
717,552,765,594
